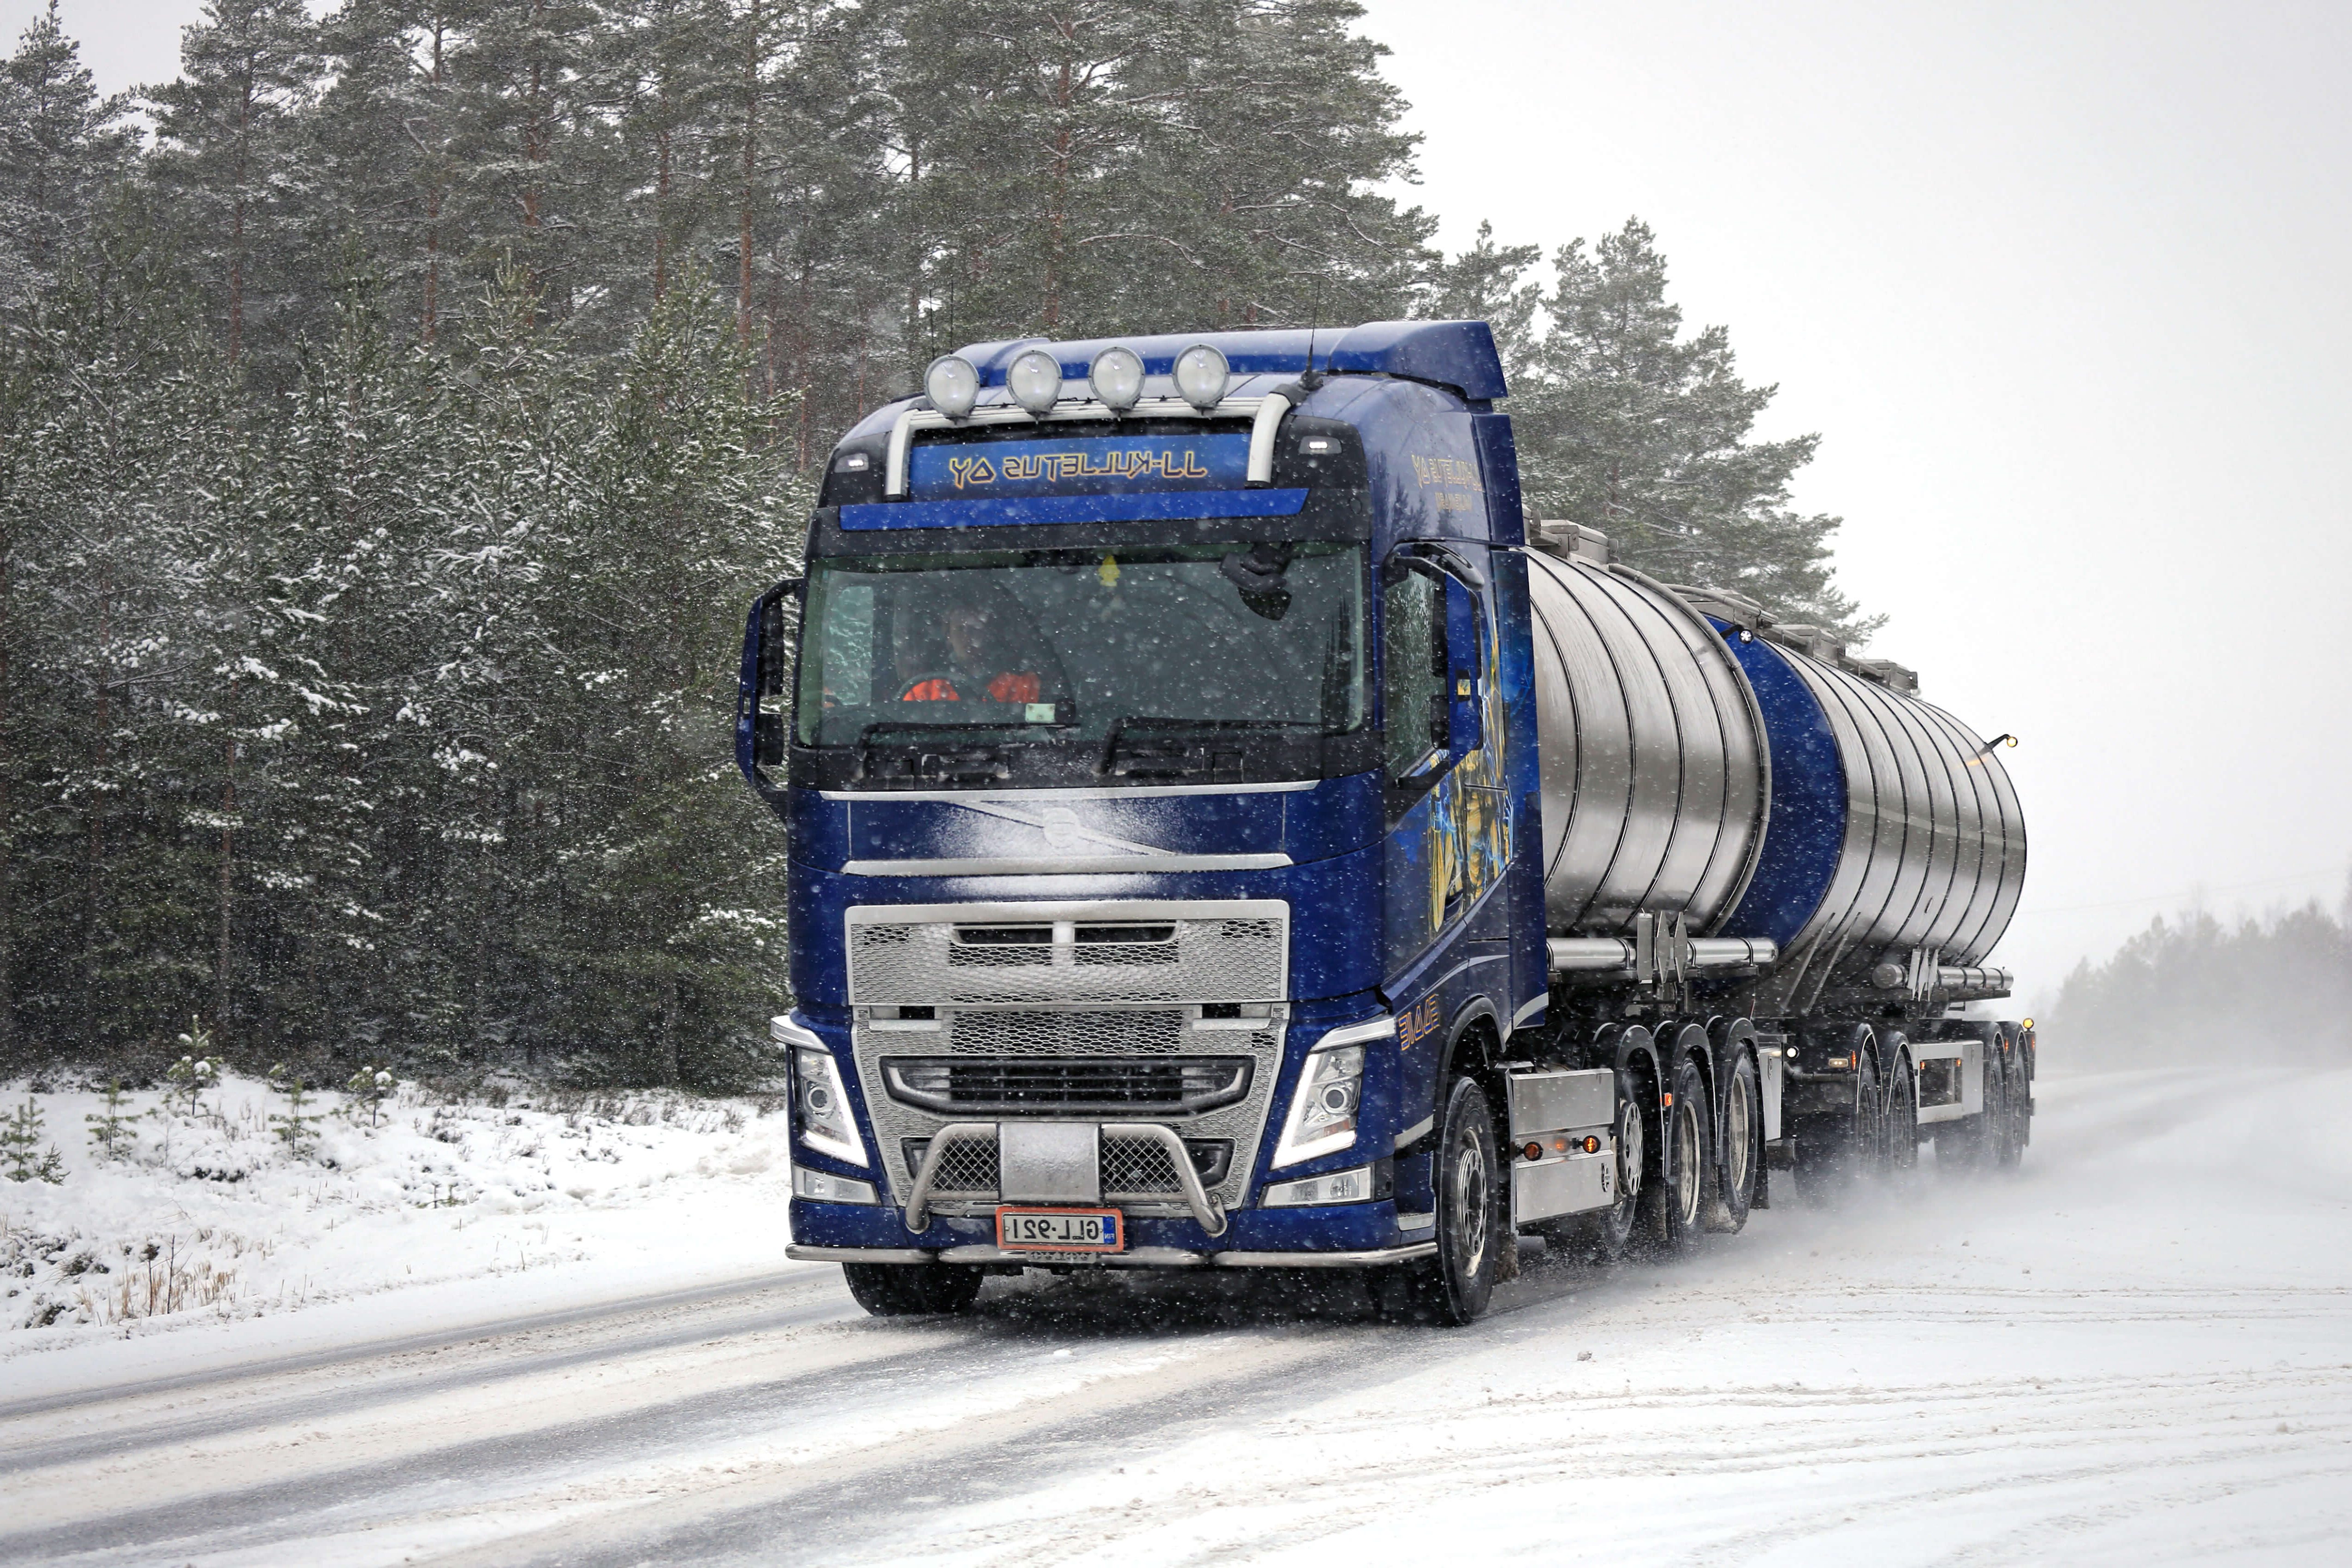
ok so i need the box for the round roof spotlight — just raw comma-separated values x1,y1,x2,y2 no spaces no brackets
1172,343,1230,411
924,355,980,420
1089,345,1146,412
1006,348,1064,416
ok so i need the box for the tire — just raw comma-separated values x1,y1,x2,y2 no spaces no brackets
842,1261,984,1317
1993,1032,2025,1170
1882,1045,1920,1184
1933,1027,1993,1173
1381,1073,1503,1325
2013,1028,2036,1153
1640,1053,1714,1254
1543,1067,1644,1264
1703,1050,1761,1233
1793,1033,1881,1201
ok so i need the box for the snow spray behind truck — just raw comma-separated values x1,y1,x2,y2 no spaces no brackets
737,322,2031,1324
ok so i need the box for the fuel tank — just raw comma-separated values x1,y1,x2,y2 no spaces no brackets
1522,542,2025,975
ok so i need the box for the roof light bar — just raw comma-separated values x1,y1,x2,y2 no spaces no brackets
924,355,980,420
1089,346,1146,412
1172,343,1230,411
1006,348,1063,415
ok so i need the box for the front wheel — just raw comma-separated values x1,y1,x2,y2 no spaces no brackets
1381,1074,1502,1325
842,1261,984,1317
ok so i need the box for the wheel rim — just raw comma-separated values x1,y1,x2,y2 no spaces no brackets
1450,1132,1489,1276
1726,1075,1753,1198
1674,1098,1703,1224
1617,1098,1644,1207
1891,1062,1917,1170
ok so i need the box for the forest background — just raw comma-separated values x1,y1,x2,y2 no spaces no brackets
2,0,2292,1086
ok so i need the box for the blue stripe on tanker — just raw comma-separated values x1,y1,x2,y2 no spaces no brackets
1713,618,1846,949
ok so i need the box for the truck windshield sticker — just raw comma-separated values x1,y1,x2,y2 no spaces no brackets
910,434,1249,500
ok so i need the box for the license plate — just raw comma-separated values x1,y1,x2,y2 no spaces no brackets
996,1207,1124,1253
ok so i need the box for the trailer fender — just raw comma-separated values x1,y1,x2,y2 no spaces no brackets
1657,1021,1715,1196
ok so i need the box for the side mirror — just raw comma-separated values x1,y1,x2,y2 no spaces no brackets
1444,576,1483,761
736,576,801,784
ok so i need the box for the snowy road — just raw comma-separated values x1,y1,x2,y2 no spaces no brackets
5,1066,2350,1566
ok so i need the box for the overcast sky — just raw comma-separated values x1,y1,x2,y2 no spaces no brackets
17,0,2352,1008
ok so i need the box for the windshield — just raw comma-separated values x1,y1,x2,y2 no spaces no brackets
796,542,1367,749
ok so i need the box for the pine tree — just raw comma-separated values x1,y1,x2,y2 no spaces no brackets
1515,219,1879,640
146,0,326,371
0,1,133,309
1419,220,1542,383
84,1079,139,1158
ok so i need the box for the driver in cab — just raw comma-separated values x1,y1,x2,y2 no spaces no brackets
899,603,1042,706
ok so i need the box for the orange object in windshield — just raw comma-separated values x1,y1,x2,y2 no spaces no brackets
900,671,1040,703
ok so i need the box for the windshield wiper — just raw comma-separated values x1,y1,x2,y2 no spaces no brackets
1095,717,1319,780
853,721,1017,786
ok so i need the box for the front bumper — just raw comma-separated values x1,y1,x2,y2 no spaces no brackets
788,1239,1437,1269
790,1193,1431,1261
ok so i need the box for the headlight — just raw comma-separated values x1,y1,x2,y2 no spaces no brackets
1172,343,1229,410
773,1017,868,1168
1089,345,1146,410
793,1165,879,1204
1271,1016,1392,1167
1006,348,1063,414
1261,1164,1378,1207
925,354,980,419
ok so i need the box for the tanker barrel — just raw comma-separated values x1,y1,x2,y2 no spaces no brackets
1523,526,2025,993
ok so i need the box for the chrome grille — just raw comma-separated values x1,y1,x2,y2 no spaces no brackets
903,1132,1227,1200
1101,1134,1187,1197
847,901,1286,1005
949,1010,1186,1056
883,1057,1252,1116
845,899,1288,1216
904,1136,999,1195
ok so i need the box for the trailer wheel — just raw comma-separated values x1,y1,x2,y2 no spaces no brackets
842,1262,984,1317
1543,1068,1644,1264
1378,1073,1502,1325
1881,1047,1920,1183
1993,1033,2025,1170
1703,1051,1761,1233
1932,1027,1993,1173
1640,1055,1714,1253
1794,1040,1881,1201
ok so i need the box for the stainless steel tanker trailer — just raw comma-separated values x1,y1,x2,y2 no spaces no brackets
739,319,2031,1323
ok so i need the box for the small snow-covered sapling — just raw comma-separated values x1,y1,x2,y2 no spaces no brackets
166,1028,224,1117
3,1099,66,1183
266,1064,325,1153
345,1065,396,1128
84,1080,140,1160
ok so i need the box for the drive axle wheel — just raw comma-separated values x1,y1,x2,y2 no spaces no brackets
1543,1067,1644,1264
842,1261,984,1316
1703,1049,1761,1233
1639,1054,1714,1254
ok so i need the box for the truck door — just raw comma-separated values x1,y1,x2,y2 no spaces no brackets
1380,552,1509,981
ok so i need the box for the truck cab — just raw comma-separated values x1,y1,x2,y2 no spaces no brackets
740,323,1546,1317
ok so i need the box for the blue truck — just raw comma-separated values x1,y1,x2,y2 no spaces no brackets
737,321,2031,1324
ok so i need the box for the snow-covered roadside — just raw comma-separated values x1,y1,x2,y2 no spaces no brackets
0,1071,802,1384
